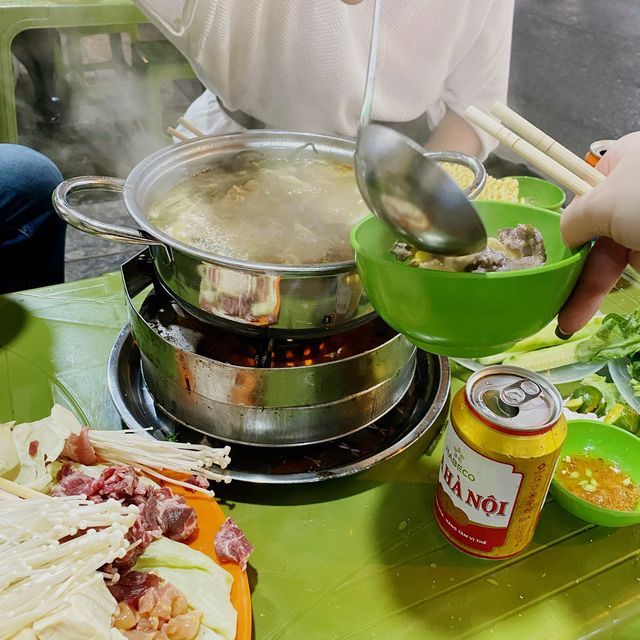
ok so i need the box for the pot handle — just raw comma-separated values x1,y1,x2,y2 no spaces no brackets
53,176,163,246
423,151,487,200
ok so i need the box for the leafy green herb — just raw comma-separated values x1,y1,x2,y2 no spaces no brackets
576,306,640,363
627,352,640,396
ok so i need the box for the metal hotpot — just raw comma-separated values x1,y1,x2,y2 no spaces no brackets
53,131,486,335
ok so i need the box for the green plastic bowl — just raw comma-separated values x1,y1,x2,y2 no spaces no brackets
350,201,589,357
550,419,640,527
513,176,566,211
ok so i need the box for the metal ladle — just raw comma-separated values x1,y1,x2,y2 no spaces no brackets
353,0,487,256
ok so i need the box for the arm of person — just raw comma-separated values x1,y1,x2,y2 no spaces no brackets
425,109,483,157
557,131,640,335
427,0,514,158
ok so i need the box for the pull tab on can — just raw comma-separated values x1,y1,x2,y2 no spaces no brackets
468,365,562,433
498,379,542,413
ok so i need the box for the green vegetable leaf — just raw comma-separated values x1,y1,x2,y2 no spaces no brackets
627,353,640,397
0,421,19,479
576,307,640,363
11,405,82,491
479,315,603,366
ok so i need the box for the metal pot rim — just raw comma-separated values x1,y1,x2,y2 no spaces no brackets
148,315,415,374
134,290,415,374
123,130,361,276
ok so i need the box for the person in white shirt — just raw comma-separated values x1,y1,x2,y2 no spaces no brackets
134,0,514,159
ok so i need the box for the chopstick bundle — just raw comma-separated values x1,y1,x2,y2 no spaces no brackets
464,106,593,196
489,102,605,187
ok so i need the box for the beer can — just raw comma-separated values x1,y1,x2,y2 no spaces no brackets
434,365,566,559
584,139,615,167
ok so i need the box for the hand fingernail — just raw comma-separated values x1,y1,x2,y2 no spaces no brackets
555,326,573,341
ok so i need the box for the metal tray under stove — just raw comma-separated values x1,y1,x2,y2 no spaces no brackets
108,326,450,484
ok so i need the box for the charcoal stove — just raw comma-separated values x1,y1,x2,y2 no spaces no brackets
107,252,450,482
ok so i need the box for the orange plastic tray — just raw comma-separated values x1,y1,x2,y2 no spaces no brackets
173,484,252,640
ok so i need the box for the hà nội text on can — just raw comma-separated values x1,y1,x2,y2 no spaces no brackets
434,365,566,559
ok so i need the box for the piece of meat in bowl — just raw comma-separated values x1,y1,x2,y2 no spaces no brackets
498,223,546,264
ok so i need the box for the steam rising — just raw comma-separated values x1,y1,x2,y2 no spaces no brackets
14,29,200,179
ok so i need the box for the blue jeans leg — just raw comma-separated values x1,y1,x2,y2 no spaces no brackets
0,144,66,293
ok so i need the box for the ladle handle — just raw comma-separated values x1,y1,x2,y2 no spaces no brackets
53,176,162,246
358,0,383,131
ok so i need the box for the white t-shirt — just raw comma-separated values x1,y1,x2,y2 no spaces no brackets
135,0,514,157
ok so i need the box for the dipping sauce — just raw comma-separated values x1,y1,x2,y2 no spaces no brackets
556,454,640,512
147,156,368,265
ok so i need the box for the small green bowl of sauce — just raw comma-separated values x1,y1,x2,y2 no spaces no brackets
551,419,640,527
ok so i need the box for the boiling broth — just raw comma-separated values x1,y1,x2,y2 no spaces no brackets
147,156,368,264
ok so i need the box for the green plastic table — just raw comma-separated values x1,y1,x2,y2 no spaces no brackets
1,273,639,640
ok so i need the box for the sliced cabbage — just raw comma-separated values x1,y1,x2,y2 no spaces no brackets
10,405,82,491
134,537,237,640
0,420,19,479
195,627,229,640
12,630,37,640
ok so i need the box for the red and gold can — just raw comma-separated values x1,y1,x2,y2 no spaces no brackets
584,139,615,167
434,365,566,559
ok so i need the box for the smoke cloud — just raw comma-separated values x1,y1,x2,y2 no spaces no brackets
13,27,201,180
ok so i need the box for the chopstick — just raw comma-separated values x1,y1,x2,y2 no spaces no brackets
0,477,45,499
490,102,605,187
178,117,206,138
166,126,190,142
464,106,593,196
166,117,207,143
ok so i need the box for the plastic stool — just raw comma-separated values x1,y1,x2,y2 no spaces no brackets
0,0,146,142
131,38,196,134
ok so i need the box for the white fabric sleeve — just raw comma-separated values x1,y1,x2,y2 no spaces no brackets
178,90,245,138
440,0,514,158
133,0,191,37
